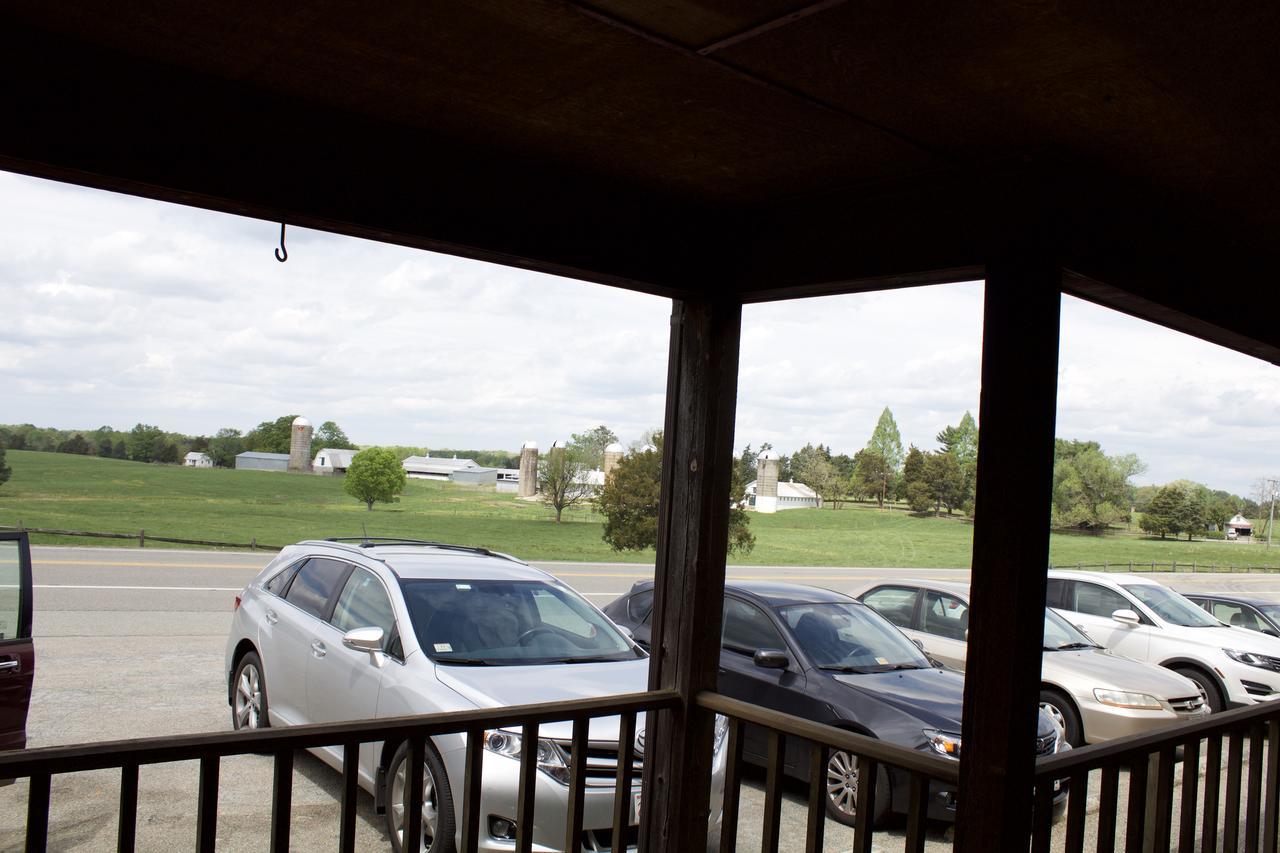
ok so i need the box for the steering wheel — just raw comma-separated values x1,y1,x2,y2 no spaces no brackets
516,626,560,646
839,645,871,662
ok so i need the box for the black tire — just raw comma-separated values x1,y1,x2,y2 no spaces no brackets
386,740,456,853
230,651,269,731
1038,688,1084,747
1173,666,1224,713
824,748,892,828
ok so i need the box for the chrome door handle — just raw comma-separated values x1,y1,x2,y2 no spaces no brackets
265,609,279,625
0,660,18,672
311,641,326,658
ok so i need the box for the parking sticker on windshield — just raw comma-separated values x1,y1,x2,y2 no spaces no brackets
876,657,888,665
434,643,453,653
456,584,472,590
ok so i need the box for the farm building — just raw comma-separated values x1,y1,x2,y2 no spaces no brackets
495,469,520,493
234,451,290,472
450,467,498,487
1228,513,1254,538
312,448,359,475
401,455,480,480
745,479,821,511
183,452,212,468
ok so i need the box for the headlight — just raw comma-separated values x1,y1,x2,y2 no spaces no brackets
922,728,961,759
484,730,570,785
713,713,729,754
1224,648,1271,668
1093,689,1163,710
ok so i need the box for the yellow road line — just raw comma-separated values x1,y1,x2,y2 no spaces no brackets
34,559,265,570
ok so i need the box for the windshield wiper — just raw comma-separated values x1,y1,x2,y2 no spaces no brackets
434,657,497,666
1051,642,1096,651
542,655,627,664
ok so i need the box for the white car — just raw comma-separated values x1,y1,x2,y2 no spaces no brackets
225,538,726,853
1046,571,1280,712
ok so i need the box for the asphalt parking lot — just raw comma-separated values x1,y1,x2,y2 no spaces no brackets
2,546,1277,851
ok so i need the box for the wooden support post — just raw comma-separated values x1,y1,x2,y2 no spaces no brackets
955,247,1061,851
640,298,742,853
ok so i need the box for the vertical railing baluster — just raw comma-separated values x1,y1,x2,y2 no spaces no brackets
1031,776,1054,853
1227,730,1245,853
853,755,878,853
906,773,931,853
26,770,50,853
610,712,636,853
462,726,485,853
1179,738,1201,853
1248,724,1265,853
339,741,358,853
1264,721,1279,853
760,730,784,853
196,755,219,853
270,749,294,853
118,762,138,853
1204,734,1223,853
564,718,588,853
405,735,425,853
515,722,538,853
718,718,743,853
803,743,825,853
1064,770,1087,853
1126,752,1149,853
1153,746,1176,853
1098,764,1120,853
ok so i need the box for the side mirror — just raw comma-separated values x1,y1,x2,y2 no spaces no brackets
343,626,386,666
753,649,790,670
1112,609,1141,626
617,625,635,641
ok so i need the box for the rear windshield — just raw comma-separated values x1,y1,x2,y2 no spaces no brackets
400,579,642,665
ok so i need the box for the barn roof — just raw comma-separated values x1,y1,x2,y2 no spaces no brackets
3,3,1277,361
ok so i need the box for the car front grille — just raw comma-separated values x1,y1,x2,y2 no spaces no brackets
554,740,643,787
1035,731,1058,756
1259,655,1280,673
582,824,639,852
1169,695,1206,714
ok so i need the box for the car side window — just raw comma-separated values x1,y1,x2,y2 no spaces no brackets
330,568,398,650
284,558,352,620
721,597,786,655
922,591,969,640
263,560,305,596
1211,602,1265,632
628,589,655,623
0,538,29,641
1070,582,1133,620
861,587,918,629
1045,579,1068,609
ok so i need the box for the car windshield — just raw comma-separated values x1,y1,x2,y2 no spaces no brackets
1122,583,1220,628
401,579,642,665
1044,608,1097,649
777,601,930,672
1259,605,1280,624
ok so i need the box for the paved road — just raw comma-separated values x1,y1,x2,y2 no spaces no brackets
3,547,1277,851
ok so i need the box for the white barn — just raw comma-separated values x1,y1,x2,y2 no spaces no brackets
312,448,360,475
402,455,481,480
745,479,822,510
183,452,213,468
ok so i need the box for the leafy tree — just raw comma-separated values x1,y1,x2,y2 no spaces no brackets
1140,485,1185,539
1051,440,1144,531
126,424,165,462
598,438,754,554
854,449,892,509
97,439,115,458
208,428,246,468
1179,489,1207,540
0,447,9,487
4,431,25,451
244,415,301,454
538,444,596,523
56,433,90,455
343,447,408,510
796,453,845,508
735,444,757,492
867,407,904,472
314,421,356,450
153,439,180,464
922,452,967,516
569,425,620,470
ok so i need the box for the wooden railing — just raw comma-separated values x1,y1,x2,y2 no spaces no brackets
1033,700,1280,853
697,691,961,853
0,690,678,853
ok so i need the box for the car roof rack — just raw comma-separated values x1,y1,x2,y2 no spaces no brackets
321,537,521,562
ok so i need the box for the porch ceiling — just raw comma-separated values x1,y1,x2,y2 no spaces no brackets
3,2,1278,360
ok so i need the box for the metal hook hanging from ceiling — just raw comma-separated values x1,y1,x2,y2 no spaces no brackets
274,223,288,263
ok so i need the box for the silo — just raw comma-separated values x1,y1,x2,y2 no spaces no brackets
756,449,780,513
518,441,539,497
289,417,314,473
602,442,624,479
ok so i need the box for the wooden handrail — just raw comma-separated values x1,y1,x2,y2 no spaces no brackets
1034,697,1280,777
0,689,679,778
696,690,960,784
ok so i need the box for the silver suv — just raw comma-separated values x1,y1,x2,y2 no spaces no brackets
225,538,726,852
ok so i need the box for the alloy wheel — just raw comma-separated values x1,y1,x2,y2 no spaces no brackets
1038,700,1067,734
390,753,440,850
826,749,859,818
234,663,263,729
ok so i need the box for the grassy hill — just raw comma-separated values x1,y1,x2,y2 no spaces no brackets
1,450,1275,569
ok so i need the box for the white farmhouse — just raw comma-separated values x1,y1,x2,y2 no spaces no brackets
183,451,213,468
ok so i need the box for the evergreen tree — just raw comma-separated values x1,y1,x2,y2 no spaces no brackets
0,446,10,487
867,407,905,474
1140,485,1184,539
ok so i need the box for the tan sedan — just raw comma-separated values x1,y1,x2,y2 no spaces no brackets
854,579,1209,746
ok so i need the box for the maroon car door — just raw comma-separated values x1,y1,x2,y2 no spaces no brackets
0,531,34,753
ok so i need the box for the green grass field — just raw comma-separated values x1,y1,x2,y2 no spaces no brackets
1,450,1275,569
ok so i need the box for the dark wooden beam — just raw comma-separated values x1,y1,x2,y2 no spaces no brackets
641,299,742,853
955,244,1061,851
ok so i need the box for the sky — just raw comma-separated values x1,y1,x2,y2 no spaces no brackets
1,171,1276,497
